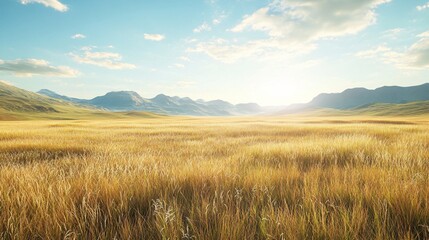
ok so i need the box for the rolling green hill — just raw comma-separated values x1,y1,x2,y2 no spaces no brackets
0,82,161,120
351,100,429,116
274,101,429,118
286,101,429,118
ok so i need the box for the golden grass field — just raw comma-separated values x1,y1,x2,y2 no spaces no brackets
0,116,428,239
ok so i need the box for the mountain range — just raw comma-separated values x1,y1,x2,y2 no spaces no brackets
38,83,429,116
277,83,429,114
0,82,159,120
308,83,429,109
1,81,429,119
37,89,264,116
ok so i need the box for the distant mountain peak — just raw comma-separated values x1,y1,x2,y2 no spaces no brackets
37,89,83,103
38,89,57,94
88,91,146,110
153,93,168,99
151,94,173,105
309,83,429,109
104,91,141,97
342,87,368,93
37,89,265,116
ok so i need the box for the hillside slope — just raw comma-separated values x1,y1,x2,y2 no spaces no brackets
0,82,61,113
352,100,429,116
0,82,160,120
281,100,429,118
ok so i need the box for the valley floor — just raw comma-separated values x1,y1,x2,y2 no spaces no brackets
0,117,428,239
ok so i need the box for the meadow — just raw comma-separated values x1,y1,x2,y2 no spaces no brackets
0,116,428,239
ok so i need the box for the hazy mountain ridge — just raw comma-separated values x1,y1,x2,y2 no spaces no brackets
308,83,429,109
38,89,85,103
2,82,429,119
37,90,264,116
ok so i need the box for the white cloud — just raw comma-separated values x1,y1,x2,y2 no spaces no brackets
417,2,429,11
179,56,191,62
70,47,136,70
185,38,198,43
177,81,196,88
193,22,212,33
20,0,68,12
417,31,429,38
194,13,226,33
356,31,429,69
212,19,221,25
212,12,227,25
232,0,390,42
71,34,86,39
192,0,389,62
0,59,79,77
382,28,404,39
356,45,392,58
173,63,185,68
144,34,165,41
188,38,315,63
80,46,94,51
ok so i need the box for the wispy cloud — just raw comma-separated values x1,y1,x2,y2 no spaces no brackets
193,22,211,33
212,11,227,25
144,34,165,41
71,34,86,39
417,2,429,11
179,56,191,62
173,63,185,68
20,0,68,12
177,81,196,88
417,31,429,38
194,13,226,33
382,28,404,39
212,19,221,25
70,47,136,70
356,30,429,69
232,0,390,42
188,38,315,63
192,0,389,63
0,58,79,77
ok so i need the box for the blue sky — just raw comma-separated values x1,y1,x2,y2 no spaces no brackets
0,0,428,105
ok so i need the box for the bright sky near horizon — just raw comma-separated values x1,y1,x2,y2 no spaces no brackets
1,0,429,105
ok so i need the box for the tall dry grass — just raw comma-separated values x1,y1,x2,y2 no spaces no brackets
0,117,428,239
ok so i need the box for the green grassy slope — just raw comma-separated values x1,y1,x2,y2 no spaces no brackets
282,100,429,118
0,82,162,120
351,101,429,116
